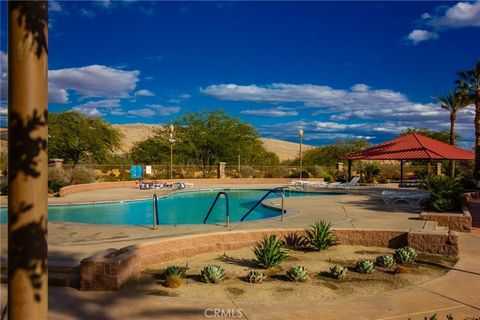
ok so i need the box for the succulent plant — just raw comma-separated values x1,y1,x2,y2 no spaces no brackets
394,246,417,264
201,265,226,283
304,220,338,251
376,254,396,268
356,260,375,274
329,265,347,279
246,270,267,284
165,265,187,278
253,235,289,269
164,274,182,288
286,266,309,282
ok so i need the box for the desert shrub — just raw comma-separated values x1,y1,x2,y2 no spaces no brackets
48,167,72,192
246,270,267,284
71,165,97,185
201,265,225,283
355,260,375,273
358,162,381,182
283,232,308,248
422,175,463,212
165,265,187,278
164,275,182,288
330,265,347,279
253,235,289,269
240,166,255,178
304,220,338,251
267,166,289,178
0,183,7,195
394,247,417,264
286,266,309,282
375,255,396,268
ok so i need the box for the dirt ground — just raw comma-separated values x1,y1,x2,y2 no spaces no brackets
123,245,457,303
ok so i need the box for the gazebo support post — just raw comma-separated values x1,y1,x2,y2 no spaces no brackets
347,160,352,181
400,160,404,187
427,160,432,175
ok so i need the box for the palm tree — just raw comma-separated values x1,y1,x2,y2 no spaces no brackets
456,59,480,186
435,91,469,176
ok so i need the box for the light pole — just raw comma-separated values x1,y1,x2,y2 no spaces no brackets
298,128,304,179
169,124,175,180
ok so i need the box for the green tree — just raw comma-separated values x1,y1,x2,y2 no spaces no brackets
49,112,122,164
398,128,458,144
456,59,480,186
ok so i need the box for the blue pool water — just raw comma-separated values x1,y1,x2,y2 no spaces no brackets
0,189,340,226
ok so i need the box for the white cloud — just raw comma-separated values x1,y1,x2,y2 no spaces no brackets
407,29,439,43
350,84,370,92
127,108,156,117
428,1,480,28
80,9,95,18
134,89,155,97
148,104,181,116
49,65,140,103
71,107,103,117
71,99,121,109
421,12,432,20
241,107,298,117
49,0,62,12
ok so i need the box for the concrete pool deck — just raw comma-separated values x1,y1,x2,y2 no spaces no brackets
1,184,437,265
1,184,479,319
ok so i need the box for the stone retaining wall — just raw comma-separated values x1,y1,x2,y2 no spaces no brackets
80,227,458,291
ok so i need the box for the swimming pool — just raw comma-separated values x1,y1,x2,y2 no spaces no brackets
0,189,341,226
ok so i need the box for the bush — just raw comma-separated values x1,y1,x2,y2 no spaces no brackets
253,235,289,269
71,165,97,185
201,265,225,283
422,175,463,211
240,166,255,178
286,266,309,282
330,265,347,279
0,183,7,195
356,260,375,273
164,275,182,288
375,255,396,268
394,246,417,264
246,270,267,284
48,167,72,192
358,162,381,183
304,220,338,251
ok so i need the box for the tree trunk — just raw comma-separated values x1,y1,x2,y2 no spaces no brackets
475,93,480,187
8,1,49,319
450,115,456,177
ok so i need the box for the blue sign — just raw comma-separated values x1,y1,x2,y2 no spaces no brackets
130,166,143,179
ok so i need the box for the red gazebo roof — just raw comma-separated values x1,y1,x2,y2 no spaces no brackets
346,133,475,161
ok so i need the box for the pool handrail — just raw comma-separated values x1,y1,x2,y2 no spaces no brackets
240,187,286,222
152,193,159,229
203,191,230,227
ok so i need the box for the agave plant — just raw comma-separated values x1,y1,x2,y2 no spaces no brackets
165,265,187,278
253,235,289,269
304,220,338,251
375,255,396,268
201,265,226,283
356,260,375,274
164,274,182,288
329,265,347,279
287,266,309,282
246,270,267,284
394,247,417,264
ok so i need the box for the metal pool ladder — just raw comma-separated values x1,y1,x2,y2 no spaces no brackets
240,187,286,222
152,193,159,229
203,191,230,227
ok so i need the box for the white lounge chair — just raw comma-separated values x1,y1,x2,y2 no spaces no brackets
327,176,360,189
382,190,430,206
289,180,310,190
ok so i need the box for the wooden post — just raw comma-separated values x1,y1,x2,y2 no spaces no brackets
400,160,404,187
8,1,48,319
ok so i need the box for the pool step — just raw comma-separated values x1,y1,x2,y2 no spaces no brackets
0,263,80,288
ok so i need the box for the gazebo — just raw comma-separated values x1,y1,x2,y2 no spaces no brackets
345,133,475,186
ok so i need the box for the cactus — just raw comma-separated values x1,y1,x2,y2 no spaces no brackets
376,255,396,268
164,275,182,288
246,270,267,284
356,260,375,274
253,235,289,269
304,220,338,251
394,246,417,264
287,266,309,282
165,265,187,278
329,265,347,279
201,265,226,283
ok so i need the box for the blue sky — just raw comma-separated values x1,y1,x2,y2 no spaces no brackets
1,1,479,146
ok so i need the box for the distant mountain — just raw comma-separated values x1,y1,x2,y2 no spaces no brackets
113,123,313,161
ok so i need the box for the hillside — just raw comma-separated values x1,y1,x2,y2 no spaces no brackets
114,124,313,161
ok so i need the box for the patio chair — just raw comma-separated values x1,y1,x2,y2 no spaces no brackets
289,180,310,190
327,176,360,189
381,190,430,207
